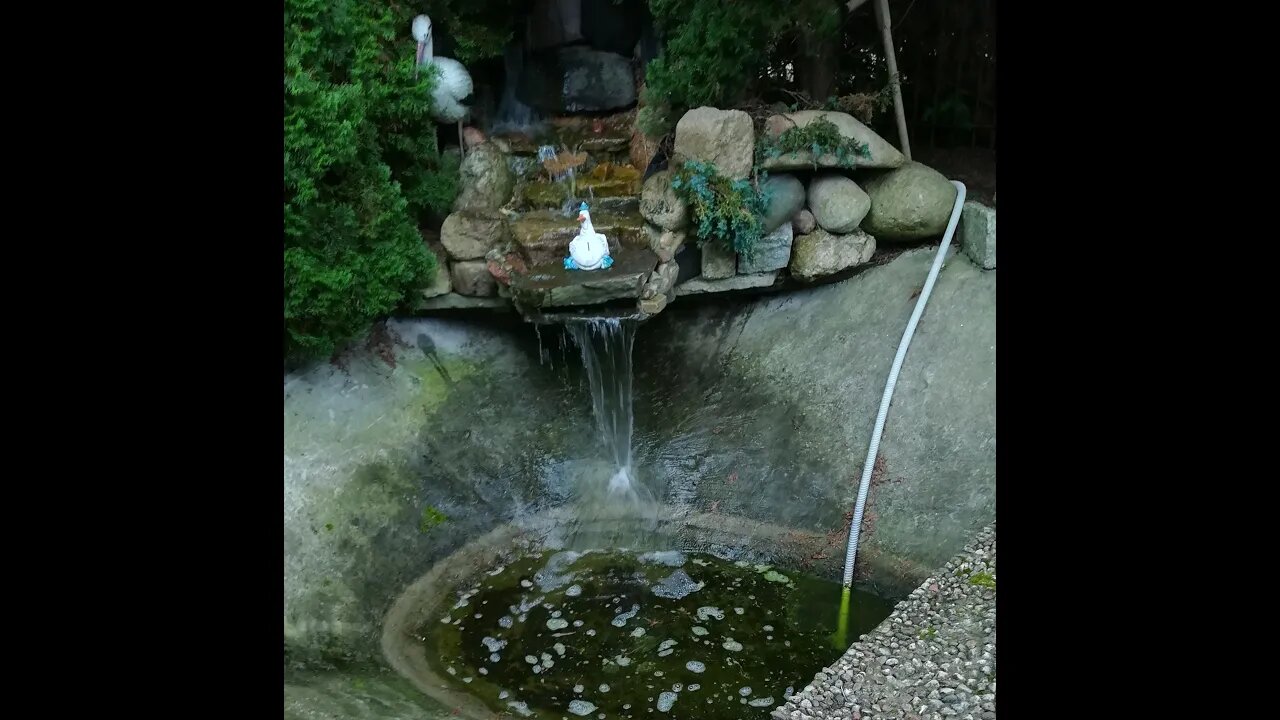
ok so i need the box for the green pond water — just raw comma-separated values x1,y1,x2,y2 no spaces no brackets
419,548,893,718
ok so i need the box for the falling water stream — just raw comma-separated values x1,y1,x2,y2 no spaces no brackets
565,318,637,494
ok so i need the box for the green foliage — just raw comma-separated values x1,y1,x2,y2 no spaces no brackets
757,116,870,169
643,0,777,128
669,160,769,259
642,0,842,132
636,85,676,139
285,0,492,362
420,0,520,64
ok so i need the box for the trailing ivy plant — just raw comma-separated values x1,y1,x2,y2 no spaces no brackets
669,160,770,260
756,116,872,169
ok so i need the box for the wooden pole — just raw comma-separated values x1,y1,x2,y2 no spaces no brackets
873,0,911,160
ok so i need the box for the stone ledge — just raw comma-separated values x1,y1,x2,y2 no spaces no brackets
676,271,781,296
414,293,512,312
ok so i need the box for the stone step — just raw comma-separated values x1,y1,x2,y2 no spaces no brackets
508,244,658,309
511,208,647,266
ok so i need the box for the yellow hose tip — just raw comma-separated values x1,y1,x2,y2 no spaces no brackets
833,587,852,649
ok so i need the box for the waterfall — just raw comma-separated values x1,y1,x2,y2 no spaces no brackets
565,317,637,495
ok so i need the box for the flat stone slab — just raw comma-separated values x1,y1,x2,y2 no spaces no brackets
676,271,780,296
414,293,512,312
508,245,658,308
511,209,647,265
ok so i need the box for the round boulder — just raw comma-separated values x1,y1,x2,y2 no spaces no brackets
761,174,806,234
861,162,958,241
808,174,871,234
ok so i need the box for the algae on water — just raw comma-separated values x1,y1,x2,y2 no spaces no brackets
415,548,893,719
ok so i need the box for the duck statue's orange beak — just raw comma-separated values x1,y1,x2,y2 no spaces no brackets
577,213,586,222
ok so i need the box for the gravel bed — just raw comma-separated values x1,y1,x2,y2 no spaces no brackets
773,523,996,720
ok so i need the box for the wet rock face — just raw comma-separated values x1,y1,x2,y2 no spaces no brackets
511,209,648,266
518,47,637,114
508,244,657,308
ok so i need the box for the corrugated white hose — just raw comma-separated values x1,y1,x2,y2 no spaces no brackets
842,180,967,587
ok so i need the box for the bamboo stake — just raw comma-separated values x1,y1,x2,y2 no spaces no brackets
874,0,912,160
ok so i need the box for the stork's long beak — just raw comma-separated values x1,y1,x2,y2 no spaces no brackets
415,41,426,79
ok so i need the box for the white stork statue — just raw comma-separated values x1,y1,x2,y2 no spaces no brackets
412,14,474,159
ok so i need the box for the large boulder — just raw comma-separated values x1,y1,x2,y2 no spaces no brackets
960,202,996,270
761,110,905,171
808,174,871,234
789,228,876,282
739,221,793,274
639,170,689,230
761,174,806,234
861,161,957,241
440,210,510,260
452,143,515,212
673,107,755,180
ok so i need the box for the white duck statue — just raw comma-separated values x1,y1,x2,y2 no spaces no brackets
412,15,473,159
565,202,614,271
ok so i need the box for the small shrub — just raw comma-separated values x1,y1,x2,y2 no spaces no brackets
669,160,769,259
757,116,871,169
